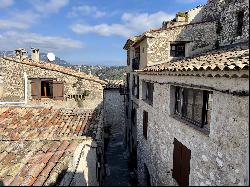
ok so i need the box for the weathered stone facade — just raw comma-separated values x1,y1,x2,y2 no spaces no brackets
136,72,249,186
0,57,104,110
103,89,125,128
123,0,249,186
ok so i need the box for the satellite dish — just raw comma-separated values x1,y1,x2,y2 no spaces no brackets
47,52,55,62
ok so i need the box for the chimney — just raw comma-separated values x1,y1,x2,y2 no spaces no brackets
15,48,28,60
31,48,40,62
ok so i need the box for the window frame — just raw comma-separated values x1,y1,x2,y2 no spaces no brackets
173,86,212,131
142,81,154,106
170,43,186,57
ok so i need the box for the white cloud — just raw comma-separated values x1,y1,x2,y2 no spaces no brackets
71,11,174,37
0,0,14,8
0,31,83,52
68,5,106,18
0,20,29,30
0,11,40,30
31,0,69,13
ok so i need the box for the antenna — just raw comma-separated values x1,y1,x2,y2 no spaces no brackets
47,52,55,62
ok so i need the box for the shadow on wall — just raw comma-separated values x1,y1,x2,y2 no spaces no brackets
48,103,104,186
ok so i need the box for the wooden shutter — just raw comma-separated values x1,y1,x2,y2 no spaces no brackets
53,81,64,100
173,138,191,186
143,111,148,139
181,145,191,186
173,138,182,185
137,76,139,99
31,79,41,100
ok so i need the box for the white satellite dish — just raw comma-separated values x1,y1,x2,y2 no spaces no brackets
47,52,55,62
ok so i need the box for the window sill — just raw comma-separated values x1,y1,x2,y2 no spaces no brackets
170,114,210,136
142,99,153,107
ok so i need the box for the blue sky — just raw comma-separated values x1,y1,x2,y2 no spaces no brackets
0,0,207,66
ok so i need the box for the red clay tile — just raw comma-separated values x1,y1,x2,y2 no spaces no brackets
50,151,65,163
39,162,56,177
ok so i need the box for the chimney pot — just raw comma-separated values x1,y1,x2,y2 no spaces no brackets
31,48,40,62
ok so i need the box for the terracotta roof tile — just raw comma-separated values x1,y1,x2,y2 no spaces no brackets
105,80,124,89
1,56,107,85
142,46,249,76
0,106,102,186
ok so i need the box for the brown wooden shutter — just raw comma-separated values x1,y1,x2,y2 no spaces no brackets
143,111,148,139
137,76,139,99
181,145,191,186
31,79,41,100
173,138,182,185
53,81,64,100
173,138,191,186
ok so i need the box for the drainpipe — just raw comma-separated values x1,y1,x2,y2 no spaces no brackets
0,72,28,105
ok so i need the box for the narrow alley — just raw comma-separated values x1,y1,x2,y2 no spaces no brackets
104,124,131,186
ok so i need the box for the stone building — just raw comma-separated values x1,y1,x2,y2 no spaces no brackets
124,0,249,186
0,48,106,110
0,49,108,186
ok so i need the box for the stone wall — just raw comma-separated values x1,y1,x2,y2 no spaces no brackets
136,72,249,186
219,0,249,46
0,58,104,110
146,21,217,65
103,89,125,128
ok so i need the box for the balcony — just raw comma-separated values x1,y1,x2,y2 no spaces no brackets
132,57,140,71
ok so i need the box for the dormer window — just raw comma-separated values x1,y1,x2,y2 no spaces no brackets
170,43,185,57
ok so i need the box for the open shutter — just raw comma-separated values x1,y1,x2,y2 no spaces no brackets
53,81,64,100
173,138,182,185
31,79,41,100
181,145,191,186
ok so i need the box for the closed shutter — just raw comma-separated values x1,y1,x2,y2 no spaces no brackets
143,111,148,139
137,76,139,99
31,79,41,100
53,81,64,100
173,138,182,185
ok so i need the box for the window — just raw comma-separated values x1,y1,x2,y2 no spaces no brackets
132,75,139,99
172,138,191,186
173,86,212,131
142,81,154,105
143,111,148,139
127,50,130,66
131,107,137,125
41,80,53,98
31,78,64,100
170,43,185,57
236,11,244,36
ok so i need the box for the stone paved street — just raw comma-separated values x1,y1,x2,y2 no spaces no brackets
104,124,130,186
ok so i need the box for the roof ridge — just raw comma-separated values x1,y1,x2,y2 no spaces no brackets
2,56,107,85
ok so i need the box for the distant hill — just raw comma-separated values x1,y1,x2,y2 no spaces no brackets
39,53,72,67
72,65,126,81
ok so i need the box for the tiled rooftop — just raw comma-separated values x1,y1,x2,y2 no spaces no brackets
1,56,107,85
0,107,102,186
105,80,124,89
142,46,249,75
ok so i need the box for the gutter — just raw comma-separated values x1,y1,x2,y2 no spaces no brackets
0,72,28,105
